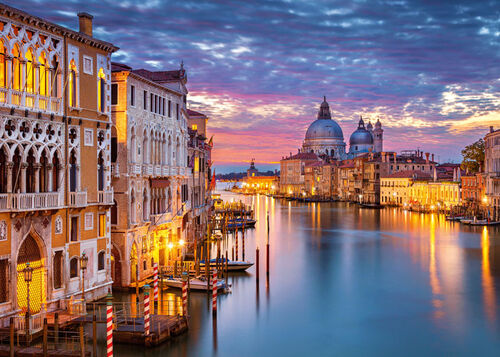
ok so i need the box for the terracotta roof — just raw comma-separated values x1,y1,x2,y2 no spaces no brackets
283,152,319,161
111,62,132,72
305,161,323,167
339,163,355,169
382,170,431,179
187,109,206,117
132,69,185,82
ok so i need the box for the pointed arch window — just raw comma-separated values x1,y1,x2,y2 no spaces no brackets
11,44,22,91
38,52,49,97
51,57,60,98
98,67,106,112
25,49,35,93
0,40,5,89
69,60,77,107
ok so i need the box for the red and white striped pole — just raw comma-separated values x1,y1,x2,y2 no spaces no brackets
235,233,239,261
143,284,150,336
153,263,159,304
106,293,113,357
182,273,188,316
212,270,217,314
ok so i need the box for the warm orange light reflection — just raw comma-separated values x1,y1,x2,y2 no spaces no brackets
428,215,444,320
481,227,496,325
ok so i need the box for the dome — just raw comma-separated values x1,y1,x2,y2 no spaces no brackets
349,117,373,145
304,97,344,140
305,119,344,140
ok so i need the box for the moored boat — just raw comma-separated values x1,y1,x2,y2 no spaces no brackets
200,258,254,272
163,276,230,291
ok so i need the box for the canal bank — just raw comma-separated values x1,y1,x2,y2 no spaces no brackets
113,190,500,356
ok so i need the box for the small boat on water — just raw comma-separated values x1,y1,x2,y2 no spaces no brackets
227,219,256,229
469,220,500,226
163,276,230,292
446,216,465,221
460,219,473,225
359,203,383,209
200,258,254,272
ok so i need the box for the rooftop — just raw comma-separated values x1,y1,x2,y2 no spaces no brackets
383,170,432,179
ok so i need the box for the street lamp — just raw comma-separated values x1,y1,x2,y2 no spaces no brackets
23,262,33,316
80,252,88,302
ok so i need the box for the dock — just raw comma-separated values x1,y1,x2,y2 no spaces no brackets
0,345,90,356
113,314,188,347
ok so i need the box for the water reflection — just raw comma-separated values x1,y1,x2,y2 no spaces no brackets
114,188,500,357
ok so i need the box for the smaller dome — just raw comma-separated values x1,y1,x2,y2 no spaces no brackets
375,119,382,128
349,117,373,146
366,121,373,131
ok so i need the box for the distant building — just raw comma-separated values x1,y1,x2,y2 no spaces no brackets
381,170,431,206
484,126,500,220
280,152,321,196
247,159,258,177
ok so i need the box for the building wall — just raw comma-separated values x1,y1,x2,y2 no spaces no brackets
484,129,500,220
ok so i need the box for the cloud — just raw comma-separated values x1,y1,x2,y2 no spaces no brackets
7,0,499,167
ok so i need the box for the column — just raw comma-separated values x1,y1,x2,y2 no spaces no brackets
5,56,12,104
20,163,27,193
34,64,40,109
33,164,41,193
76,164,81,191
6,162,13,193
47,164,53,192
20,59,26,106
57,164,65,192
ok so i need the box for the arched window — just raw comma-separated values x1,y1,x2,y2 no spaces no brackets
12,148,21,193
11,44,22,91
53,251,63,289
111,199,118,225
69,60,77,107
167,136,172,165
0,40,5,88
69,150,77,192
39,151,48,192
26,149,35,193
130,127,136,162
38,52,48,97
142,130,148,164
151,257,154,268
98,251,105,271
130,190,136,223
69,257,78,278
52,152,59,191
0,147,6,193
25,49,35,93
51,57,60,98
98,68,106,112
143,189,148,221
143,260,147,271
97,151,104,191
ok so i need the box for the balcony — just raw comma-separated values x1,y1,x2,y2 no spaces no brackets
162,166,169,176
0,88,62,114
129,163,141,176
154,165,162,176
69,191,87,207
111,163,120,178
142,164,153,176
98,190,114,205
0,192,62,212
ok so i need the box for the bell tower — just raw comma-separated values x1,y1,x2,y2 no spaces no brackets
373,119,383,152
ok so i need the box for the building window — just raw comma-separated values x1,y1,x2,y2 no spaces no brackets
69,60,77,107
111,200,118,225
11,44,22,91
176,103,179,120
98,251,105,271
98,68,106,112
0,40,6,88
69,257,78,278
70,216,78,241
155,95,158,113
99,214,106,237
192,124,197,131
85,213,94,230
53,251,63,289
143,260,147,271
150,93,153,112
168,100,171,117
130,85,135,106
111,83,118,105
83,56,93,75
143,90,147,110
39,52,49,97
162,98,165,115
0,259,7,302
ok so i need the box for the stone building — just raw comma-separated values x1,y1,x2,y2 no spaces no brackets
380,171,431,206
484,126,500,221
279,152,321,196
0,5,117,318
110,62,189,287
187,109,211,249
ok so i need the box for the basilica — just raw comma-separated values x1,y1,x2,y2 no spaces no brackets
302,97,383,159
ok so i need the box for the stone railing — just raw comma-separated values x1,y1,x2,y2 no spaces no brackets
0,88,62,114
111,162,120,178
154,165,162,176
69,191,87,207
142,164,153,176
0,192,62,211
129,163,141,176
98,189,114,205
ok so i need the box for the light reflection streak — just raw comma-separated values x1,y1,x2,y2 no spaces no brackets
429,214,444,320
481,226,496,325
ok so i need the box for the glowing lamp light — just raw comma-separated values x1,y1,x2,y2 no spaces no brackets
80,252,88,270
430,205,435,210
482,197,488,204
23,262,33,283
179,239,185,246
302,192,306,197
168,242,174,249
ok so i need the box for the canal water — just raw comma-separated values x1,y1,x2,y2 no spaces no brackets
113,189,500,356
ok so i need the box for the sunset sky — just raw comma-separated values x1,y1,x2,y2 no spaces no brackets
11,0,499,173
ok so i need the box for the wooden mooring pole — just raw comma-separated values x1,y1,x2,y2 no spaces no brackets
43,318,48,357
54,312,59,344
93,314,97,357
9,317,14,357
79,324,85,357
256,246,260,283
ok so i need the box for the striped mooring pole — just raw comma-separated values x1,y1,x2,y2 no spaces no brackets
106,294,113,357
182,272,188,315
235,232,239,261
143,284,150,336
212,270,217,314
153,263,159,304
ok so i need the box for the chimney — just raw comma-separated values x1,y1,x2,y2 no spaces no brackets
425,153,429,164
431,153,434,162
78,12,93,37
393,152,396,164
